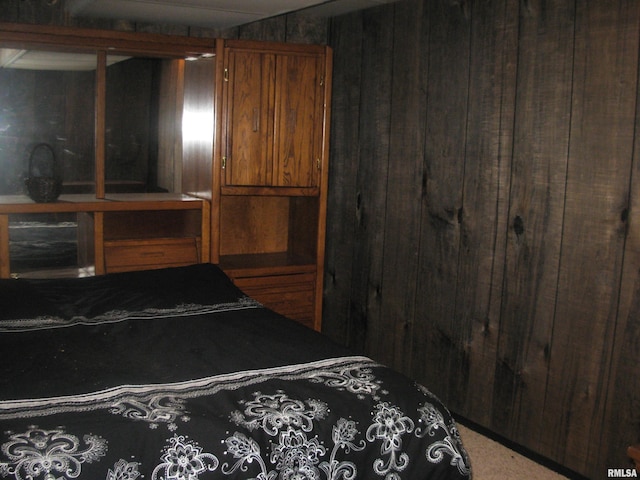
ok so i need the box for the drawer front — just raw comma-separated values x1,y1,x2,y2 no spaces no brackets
105,237,200,273
233,273,316,329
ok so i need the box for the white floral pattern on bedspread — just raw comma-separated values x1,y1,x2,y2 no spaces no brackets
0,357,470,480
0,299,262,333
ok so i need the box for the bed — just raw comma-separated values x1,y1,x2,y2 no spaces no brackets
0,263,471,480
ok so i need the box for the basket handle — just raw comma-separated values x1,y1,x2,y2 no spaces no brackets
28,143,57,177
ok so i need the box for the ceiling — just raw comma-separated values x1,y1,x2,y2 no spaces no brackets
65,0,398,29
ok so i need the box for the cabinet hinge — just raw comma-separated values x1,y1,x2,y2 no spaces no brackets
222,156,227,169
316,158,321,170
224,68,229,82
319,75,324,87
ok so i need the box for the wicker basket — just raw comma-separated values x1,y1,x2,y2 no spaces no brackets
25,143,62,203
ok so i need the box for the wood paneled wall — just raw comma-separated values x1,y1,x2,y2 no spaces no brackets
324,0,640,478
3,0,640,478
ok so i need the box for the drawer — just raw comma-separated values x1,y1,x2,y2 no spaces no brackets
104,237,200,273
232,273,316,328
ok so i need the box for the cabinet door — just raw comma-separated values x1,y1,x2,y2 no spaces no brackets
224,51,275,187
273,54,324,187
223,46,325,188
223,51,275,186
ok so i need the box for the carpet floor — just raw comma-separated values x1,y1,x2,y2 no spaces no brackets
457,423,571,479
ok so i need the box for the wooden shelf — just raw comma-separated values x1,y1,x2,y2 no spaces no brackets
221,186,320,197
0,193,210,278
0,193,205,214
220,252,316,276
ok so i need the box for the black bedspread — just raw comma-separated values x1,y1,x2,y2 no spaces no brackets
0,264,471,480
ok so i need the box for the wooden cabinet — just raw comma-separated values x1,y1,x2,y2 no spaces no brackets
0,24,215,279
0,24,332,332
216,40,333,331
0,194,210,278
221,40,328,193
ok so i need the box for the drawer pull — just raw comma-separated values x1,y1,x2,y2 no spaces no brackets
140,251,165,257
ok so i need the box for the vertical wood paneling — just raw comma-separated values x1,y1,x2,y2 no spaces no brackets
350,5,394,357
411,0,470,400
543,1,639,473
456,0,518,424
17,0,66,25
495,0,575,448
0,2,17,22
606,272,640,476
373,0,429,373
135,23,188,36
603,26,640,469
238,17,287,42
325,1,640,477
284,13,328,45
323,12,364,347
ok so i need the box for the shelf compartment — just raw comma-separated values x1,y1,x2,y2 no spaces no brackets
102,209,202,241
0,194,209,278
219,195,319,261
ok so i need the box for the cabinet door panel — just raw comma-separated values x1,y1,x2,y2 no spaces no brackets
225,52,275,186
223,45,325,190
274,54,322,187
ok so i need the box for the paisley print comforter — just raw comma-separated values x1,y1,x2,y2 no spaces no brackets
0,264,471,480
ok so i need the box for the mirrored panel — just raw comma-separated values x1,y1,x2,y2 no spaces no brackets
105,55,184,193
8,212,88,277
0,48,97,195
